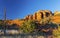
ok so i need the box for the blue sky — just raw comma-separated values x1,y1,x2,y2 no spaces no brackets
0,0,60,19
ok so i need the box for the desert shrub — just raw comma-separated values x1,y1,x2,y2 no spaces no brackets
20,20,37,33
52,23,60,38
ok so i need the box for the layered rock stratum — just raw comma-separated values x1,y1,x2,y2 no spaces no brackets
3,10,60,26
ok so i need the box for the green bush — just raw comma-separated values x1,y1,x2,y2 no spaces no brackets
20,20,36,33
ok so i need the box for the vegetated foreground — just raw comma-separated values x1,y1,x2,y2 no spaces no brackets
0,10,60,38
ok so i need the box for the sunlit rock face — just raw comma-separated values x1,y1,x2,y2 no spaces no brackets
7,10,53,26
24,10,52,21
33,12,37,20
52,11,60,24
36,10,52,21
24,14,33,20
5,10,60,26
54,11,60,15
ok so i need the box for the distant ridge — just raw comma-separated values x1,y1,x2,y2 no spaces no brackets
0,10,60,26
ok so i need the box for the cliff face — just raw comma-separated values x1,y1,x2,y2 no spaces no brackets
52,11,60,24
6,10,60,26
24,10,52,21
